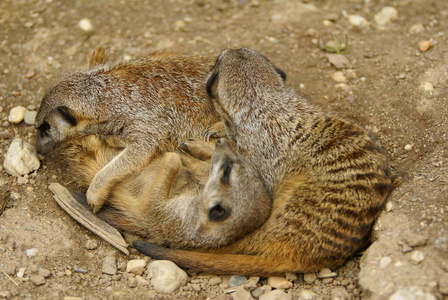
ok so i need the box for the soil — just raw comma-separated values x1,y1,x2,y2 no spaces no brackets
0,0,447,299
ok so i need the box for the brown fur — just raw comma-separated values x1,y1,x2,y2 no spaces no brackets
35,47,219,212
134,48,395,275
62,135,271,249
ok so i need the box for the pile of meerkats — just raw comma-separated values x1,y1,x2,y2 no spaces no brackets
35,47,396,276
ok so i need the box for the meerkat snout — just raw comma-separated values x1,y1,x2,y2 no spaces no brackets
208,201,231,221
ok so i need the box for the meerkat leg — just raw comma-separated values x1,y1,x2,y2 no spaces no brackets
203,121,227,141
178,139,216,161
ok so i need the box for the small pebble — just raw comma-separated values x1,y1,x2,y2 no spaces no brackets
252,285,272,299
410,250,425,264
348,15,370,28
331,71,347,83
24,110,37,125
73,267,88,273
298,289,317,300
243,276,260,291
25,70,36,79
85,239,98,250
267,276,293,289
285,272,298,282
148,260,188,293
102,256,117,275
78,18,93,32
38,268,51,278
380,256,392,268
331,287,350,300
409,23,424,34
374,6,398,26
404,144,412,151
386,202,394,212
402,243,413,253
259,289,292,300
16,268,25,277
405,233,428,247
26,248,38,257
128,277,138,288
232,286,252,300
418,40,434,52
303,273,317,284
326,54,353,69
209,276,222,286
135,275,150,286
229,275,247,287
126,259,147,276
8,106,27,124
422,82,434,91
30,275,46,286
317,268,337,279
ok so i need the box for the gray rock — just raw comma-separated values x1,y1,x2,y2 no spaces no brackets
148,260,188,293
231,286,252,300
102,256,117,275
405,233,428,247
73,267,88,273
30,275,46,286
303,273,317,284
267,276,293,289
326,54,353,69
4,138,40,176
252,285,272,299
260,289,292,300
24,110,37,125
229,275,247,287
38,268,51,278
243,276,259,291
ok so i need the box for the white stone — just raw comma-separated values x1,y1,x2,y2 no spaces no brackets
404,144,413,151
374,7,398,26
4,138,41,176
410,250,425,264
267,276,293,289
303,273,317,284
386,202,394,212
409,23,424,34
24,110,37,125
148,260,188,293
8,106,27,124
298,289,317,300
126,259,147,275
78,18,93,32
232,286,253,300
332,71,347,83
422,82,434,91
380,256,392,268
331,287,350,300
260,289,292,300
26,248,38,257
317,268,337,278
389,286,436,300
348,15,370,27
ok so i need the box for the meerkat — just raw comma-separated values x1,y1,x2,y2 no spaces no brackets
35,47,219,212
133,48,395,275
63,135,271,249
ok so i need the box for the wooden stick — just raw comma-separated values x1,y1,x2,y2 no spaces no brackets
49,183,129,255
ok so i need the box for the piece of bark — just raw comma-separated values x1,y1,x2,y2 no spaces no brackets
49,182,129,255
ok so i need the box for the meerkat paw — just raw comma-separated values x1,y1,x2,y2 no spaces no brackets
86,183,107,213
178,139,215,161
204,121,226,141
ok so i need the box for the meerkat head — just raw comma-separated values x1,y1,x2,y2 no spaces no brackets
198,138,271,246
206,47,286,100
35,72,96,155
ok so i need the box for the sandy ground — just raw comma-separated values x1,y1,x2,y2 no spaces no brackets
0,0,447,299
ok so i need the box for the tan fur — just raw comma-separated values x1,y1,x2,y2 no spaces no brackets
35,47,219,212
134,48,395,275
62,135,271,249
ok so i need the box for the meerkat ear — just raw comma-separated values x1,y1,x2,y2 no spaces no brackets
57,106,78,126
275,67,286,82
89,45,108,67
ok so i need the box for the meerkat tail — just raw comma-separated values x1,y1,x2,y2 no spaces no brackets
133,240,314,276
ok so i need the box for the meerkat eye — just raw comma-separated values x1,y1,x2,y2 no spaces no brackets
208,203,231,222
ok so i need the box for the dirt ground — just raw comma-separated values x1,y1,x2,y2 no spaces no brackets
0,0,447,299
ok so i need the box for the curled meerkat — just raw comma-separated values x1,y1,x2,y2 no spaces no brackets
134,48,395,275
63,135,271,249
36,47,219,212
